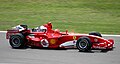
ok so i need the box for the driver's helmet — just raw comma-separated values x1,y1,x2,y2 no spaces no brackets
38,26,47,32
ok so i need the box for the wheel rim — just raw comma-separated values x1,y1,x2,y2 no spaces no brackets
11,37,21,47
79,39,88,49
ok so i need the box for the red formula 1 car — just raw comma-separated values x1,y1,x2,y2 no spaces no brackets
6,22,114,52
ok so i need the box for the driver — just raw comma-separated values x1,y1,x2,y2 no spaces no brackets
38,26,47,32
32,22,52,32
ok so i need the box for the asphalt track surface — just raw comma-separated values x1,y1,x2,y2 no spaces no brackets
0,32,120,64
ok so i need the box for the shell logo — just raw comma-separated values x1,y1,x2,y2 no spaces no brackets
73,36,76,40
50,39,56,44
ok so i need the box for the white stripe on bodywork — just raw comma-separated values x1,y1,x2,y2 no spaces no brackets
59,40,77,48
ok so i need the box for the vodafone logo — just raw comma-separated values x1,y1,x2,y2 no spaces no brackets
41,39,49,47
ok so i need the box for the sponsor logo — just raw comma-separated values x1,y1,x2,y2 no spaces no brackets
73,36,76,40
41,39,49,47
93,46,106,49
94,38,98,42
50,39,56,45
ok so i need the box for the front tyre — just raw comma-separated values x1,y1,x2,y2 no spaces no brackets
76,37,92,52
9,33,26,49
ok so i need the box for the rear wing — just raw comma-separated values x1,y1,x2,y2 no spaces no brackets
6,29,31,39
6,24,30,39
6,30,19,39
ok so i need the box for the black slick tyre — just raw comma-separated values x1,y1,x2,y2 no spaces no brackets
9,33,26,49
76,37,92,52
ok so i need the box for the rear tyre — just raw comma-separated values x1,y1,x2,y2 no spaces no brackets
9,33,27,49
76,37,92,52
89,31,102,37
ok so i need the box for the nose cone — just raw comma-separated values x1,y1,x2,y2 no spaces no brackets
107,39,114,49
108,39,114,45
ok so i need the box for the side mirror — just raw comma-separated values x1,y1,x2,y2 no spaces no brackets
66,29,68,35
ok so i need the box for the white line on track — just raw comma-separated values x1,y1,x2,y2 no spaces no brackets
102,34,120,37
0,31,7,33
0,31,120,37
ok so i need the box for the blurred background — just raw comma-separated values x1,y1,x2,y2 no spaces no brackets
0,0,120,34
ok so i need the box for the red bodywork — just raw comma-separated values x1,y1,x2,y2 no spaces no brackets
6,22,114,50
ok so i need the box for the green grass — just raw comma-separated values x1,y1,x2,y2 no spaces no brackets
0,0,120,34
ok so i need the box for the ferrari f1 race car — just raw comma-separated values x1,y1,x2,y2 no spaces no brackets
6,22,114,52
